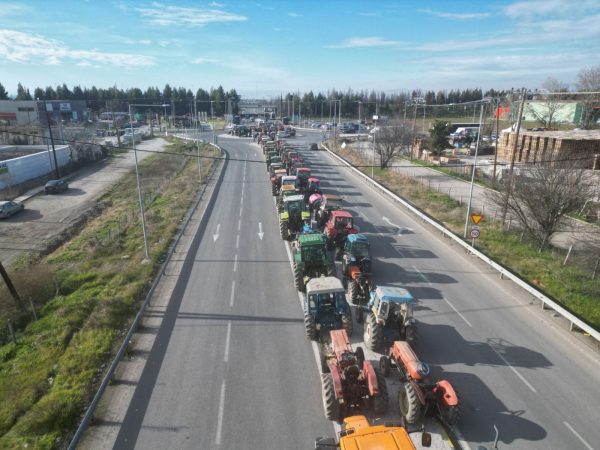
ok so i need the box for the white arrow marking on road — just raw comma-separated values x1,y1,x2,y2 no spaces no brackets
258,222,264,240
213,223,220,242
382,216,413,234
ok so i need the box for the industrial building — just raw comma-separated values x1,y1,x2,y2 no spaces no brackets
0,100,89,126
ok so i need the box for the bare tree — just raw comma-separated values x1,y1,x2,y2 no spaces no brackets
488,154,597,248
526,77,569,129
374,122,413,168
576,65,600,129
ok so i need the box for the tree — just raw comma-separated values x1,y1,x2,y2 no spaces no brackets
526,77,569,129
374,122,413,168
34,87,44,100
0,83,8,99
428,120,453,155
16,83,32,100
487,154,597,249
576,65,600,129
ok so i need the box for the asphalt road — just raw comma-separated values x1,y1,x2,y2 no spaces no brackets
296,130,600,450
116,136,332,449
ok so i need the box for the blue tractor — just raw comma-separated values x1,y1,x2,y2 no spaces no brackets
360,286,417,351
304,277,353,341
341,234,372,306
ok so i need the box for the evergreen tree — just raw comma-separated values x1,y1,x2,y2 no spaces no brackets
0,82,9,99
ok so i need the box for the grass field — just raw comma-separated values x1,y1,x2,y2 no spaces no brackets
0,139,219,449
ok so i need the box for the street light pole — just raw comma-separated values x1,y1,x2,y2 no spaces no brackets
42,99,60,179
463,98,487,238
128,103,150,260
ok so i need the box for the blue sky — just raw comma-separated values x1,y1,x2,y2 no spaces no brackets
1,0,599,98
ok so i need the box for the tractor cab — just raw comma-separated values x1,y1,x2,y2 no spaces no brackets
281,175,297,189
277,184,297,211
370,286,414,324
269,162,284,177
304,277,352,340
342,234,372,275
296,168,311,192
307,177,320,194
279,194,310,240
308,193,323,214
316,194,344,228
271,169,289,196
324,210,359,251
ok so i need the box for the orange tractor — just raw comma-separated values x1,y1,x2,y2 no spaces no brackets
380,341,461,426
320,329,388,422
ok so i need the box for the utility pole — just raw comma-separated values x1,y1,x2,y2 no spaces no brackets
42,99,60,178
411,101,418,160
464,98,487,238
501,88,527,224
493,99,500,182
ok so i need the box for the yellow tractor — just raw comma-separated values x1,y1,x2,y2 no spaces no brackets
314,415,431,449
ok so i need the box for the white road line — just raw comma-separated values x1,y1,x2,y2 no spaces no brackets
215,380,226,445
491,345,537,393
233,254,238,272
563,421,594,450
443,297,473,328
238,218,242,231
239,207,242,218
223,321,232,362
235,234,240,249
229,281,236,308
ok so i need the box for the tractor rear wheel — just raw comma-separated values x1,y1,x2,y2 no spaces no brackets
355,307,364,324
293,263,305,292
399,382,421,424
321,373,341,422
364,312,383,351
372,368,389,415
441,403,462,425
348,281,358,305
320,350,330,373
279,220,289,240
304,313,317,340
379,356,391,377
341,313,353,337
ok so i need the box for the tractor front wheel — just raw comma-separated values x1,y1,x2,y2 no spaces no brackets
341,312,353,337
372,368,389,415
293,263,305,292
321,373,341,422
304,313,317,340
364,312,383,351
279,220,289,240
399,382,421,425
379,356,391,377
441,403,462,425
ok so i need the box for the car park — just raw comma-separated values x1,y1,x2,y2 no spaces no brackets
45,179,69,194
0,200,25,219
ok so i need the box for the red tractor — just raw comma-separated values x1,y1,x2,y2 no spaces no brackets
380,341,461,426
315,194,343,229
323,210,359,254
320,329,388,422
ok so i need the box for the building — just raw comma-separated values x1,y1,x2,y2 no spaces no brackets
0,144,70,191
496,130,600,169
0,100,89,126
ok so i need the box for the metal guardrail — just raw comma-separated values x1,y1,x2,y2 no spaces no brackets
68,138,224,449
322,144,600,343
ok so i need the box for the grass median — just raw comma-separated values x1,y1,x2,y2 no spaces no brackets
0,139,220,449
328,141,600,332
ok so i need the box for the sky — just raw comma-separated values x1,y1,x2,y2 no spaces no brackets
0,0,599,98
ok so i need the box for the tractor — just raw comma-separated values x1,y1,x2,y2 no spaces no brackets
277,184,297,211
323,210,359,255
279,194,310,240
296,167,311,193
271,169,288,196
292,233,334,291
268,162,284,179
314,415,431,450
341,234,372,306
320,329,388,422
304,277,353,341
304,177,321,205
266,151,281,171
361,286,417,352
308,192,323,215
380,341,461,426
315,194,343,229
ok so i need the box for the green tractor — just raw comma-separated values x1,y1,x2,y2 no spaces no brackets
266,151,281,171
279,194,310,240
292,233,335,292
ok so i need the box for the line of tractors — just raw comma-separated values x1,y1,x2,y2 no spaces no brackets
261,138,462,449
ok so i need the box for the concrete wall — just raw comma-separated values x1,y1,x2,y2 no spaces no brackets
0,145,70,190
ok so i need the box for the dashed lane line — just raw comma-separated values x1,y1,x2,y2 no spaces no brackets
215,380,226,445
235,234,240,249
233,254,238,272
229,281,236,308
223,321,232,362
563,421,594,450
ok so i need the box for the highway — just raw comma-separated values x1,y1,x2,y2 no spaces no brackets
113,130,600,450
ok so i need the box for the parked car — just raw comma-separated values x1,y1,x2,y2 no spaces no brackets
45,179,69,194
0,200,24,219
310,142,319,151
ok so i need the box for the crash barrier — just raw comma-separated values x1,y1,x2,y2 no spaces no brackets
68,138,225,449
321,144,600,344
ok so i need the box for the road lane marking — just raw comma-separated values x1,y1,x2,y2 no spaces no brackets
233,254,238,272
229,281,236,307
213,223,220,242
491,345,537,393
238,218,242,231
563,421,594,450
215,380,226,445
235,234,240,249
223,321,232,362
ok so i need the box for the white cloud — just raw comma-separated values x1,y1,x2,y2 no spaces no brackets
192,57,219,64
0,3,29,17
418,9,490,20
325,36,404,49
124,38,153,45
209,1,225,7
358,12,379,17
288,12,302,17
503,0,598,18
0,29,155,68
137,2,247,26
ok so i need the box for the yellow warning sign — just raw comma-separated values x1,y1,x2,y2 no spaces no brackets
471,213,484,225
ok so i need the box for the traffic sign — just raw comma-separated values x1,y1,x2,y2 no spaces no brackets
471,213,484,225
470,227,480,239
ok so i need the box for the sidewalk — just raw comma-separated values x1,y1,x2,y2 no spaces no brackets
350,141,599,252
